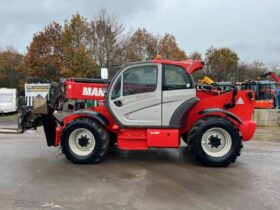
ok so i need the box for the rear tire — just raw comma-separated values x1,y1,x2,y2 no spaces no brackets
61,118,109,164
188,117,242,167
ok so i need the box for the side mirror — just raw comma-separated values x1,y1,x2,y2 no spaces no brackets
101,68,109,79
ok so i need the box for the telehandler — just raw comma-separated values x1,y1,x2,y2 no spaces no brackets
19,60,256,166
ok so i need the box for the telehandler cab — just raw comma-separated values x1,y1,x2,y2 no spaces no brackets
19,60,256,166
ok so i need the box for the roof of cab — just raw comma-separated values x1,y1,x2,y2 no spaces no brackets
153,60,204,74
123,59,204,74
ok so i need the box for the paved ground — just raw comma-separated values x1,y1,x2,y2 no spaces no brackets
0,125,280,210
0,113,18,130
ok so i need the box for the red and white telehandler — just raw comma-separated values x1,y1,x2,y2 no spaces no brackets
19,60,256,166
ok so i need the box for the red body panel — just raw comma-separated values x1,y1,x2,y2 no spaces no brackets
117,128,179,150
254,100,274,109
239,120,256,141
65,79,108,101
62,105,116,132
180,89,256,141
118,129,147,150
147,129,179,148
55,126,63,146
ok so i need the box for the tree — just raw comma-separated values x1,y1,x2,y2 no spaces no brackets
87,9,126,75
24,22,64,81
25,15,97,80
62,14,96,77
189,51,202,60
0,47,24,89
158,34,187,61
205,46,239,81
125,28,158,62
235,61,267,82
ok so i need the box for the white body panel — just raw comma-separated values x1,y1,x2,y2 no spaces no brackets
109,64,162,126
0,88,17,113
113,91,162,126
162,88,196,126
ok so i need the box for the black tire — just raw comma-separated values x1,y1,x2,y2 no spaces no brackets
109,133,117,147
61,118,109,164
188,117,242,167
181,132,188,145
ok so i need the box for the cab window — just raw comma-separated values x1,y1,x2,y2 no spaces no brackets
123,66,157,96
163,65,192,90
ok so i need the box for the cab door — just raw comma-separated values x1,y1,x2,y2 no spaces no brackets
108,63,162,127
161,64,196,127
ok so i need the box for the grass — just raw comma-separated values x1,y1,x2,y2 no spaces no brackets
0,113,18,121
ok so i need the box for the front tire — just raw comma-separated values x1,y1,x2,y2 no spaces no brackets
188,117,242,167
61,118,109,164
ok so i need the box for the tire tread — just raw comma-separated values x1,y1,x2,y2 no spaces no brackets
188,117,242,166
61,118,109,164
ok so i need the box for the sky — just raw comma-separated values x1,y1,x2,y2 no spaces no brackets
1,0,280,66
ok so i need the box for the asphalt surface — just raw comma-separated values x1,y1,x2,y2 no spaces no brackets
0,125,280,210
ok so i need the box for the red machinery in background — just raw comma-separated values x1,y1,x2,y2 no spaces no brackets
238,71,280,109
260,71,280,108
240,80,276,109
261,71,280,85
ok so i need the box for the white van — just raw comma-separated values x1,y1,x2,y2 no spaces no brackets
0,88,17,114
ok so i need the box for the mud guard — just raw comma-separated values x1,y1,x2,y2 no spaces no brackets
169,98,200,128
68,110,110,127
199,108,242,124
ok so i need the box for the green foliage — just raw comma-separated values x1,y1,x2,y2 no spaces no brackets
234,61,267,82
189,51,202,60
125,28,158,62
205,46,239,81
23,11,189,80
24,22,63,81
62,14,95,77
0,47,24,90
159,34,187,61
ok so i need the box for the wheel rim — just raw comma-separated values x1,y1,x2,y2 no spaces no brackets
201,127,232,158
68,128,96,156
